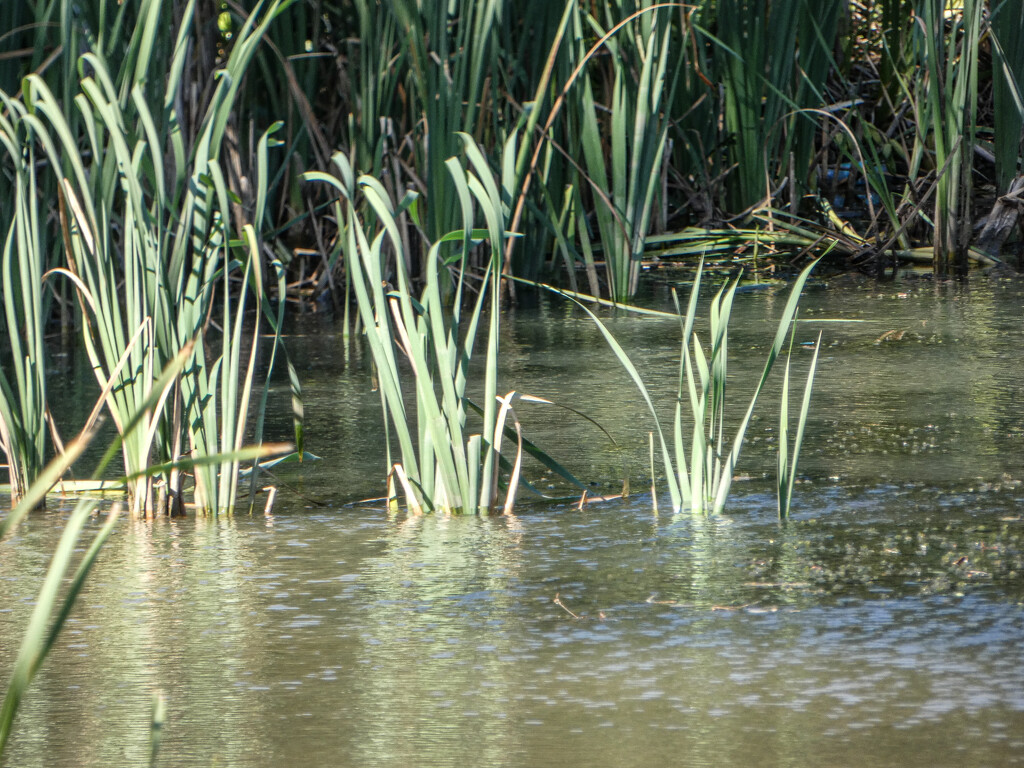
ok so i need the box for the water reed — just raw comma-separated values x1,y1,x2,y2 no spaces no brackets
0,98,48,504
308,132,587,513
571,257,820,514
778,325,822,519
1,0,295,514
307,138,508,513
920,0,982,275
572,2,678,301
0,354,288,758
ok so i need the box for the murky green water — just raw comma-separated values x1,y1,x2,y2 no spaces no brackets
2,275,1024,767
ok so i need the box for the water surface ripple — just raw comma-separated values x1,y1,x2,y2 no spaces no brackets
2,278,1024,767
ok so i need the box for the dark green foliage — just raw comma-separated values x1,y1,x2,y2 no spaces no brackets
991,0,1024,191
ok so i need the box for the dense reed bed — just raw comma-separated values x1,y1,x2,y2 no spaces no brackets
8,2,1019,306
1,0,1021,516
1,0,298,514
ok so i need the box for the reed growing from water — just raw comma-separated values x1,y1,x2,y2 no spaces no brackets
777,325,821,519
569,2,678,301
0,0,296,514
307,139,504,513
0,98,49,504
920,0,982,275
308,132,583,513
573,258,820,514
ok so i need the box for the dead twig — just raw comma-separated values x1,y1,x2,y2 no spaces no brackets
553,593,606,621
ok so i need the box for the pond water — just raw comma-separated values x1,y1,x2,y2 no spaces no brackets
2,273,1024,767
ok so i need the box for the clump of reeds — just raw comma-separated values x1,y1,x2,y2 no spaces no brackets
308,128,593,514
0,0,298,515
309,136,510,513
0,361,287,757
0,96,48,504
573,257,821,514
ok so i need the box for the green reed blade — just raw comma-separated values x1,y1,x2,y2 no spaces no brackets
991,2,1024,191
711,257,820,513
564,296,681,510
0,500,113,755
779,329,822,519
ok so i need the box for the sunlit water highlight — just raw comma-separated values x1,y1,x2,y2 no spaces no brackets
2,275,1023,767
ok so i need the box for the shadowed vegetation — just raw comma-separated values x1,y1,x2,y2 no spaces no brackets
2,1,1020,305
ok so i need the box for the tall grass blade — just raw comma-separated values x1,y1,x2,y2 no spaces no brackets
0,94,49,504
0,501,120,756
991,1,1024,192
778,328,821,519
710,258,820,513
920,0,982,275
